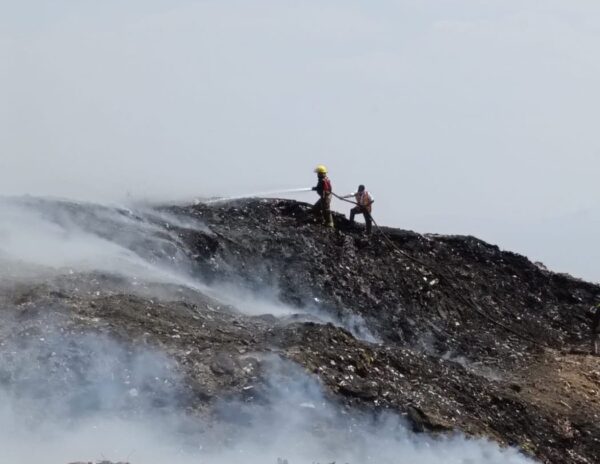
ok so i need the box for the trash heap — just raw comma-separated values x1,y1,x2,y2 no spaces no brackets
1,197,599,464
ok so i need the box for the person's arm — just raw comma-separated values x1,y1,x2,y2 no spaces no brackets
312,178,323,192
342,192,356,199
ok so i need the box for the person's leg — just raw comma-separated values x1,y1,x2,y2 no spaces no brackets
324,194,334,227
349,207,359,224
312,199,323,221
364,212,373,235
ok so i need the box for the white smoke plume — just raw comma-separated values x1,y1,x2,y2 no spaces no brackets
0,328,535,464
0,196,377,340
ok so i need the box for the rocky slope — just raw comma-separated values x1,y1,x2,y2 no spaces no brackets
2,197,600,464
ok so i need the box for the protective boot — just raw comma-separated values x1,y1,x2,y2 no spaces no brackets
326,213,335,229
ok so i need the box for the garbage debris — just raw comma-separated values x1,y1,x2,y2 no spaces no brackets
2,196,599,464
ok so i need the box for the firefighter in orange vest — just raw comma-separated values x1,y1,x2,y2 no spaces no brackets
311,165,334,228
344,185,374,235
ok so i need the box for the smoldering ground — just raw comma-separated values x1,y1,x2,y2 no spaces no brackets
0,196,540,463
0,196,376,340
0,326,535,464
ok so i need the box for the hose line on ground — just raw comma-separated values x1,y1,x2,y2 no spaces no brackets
331,191,554,350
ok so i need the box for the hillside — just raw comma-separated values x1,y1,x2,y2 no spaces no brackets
1,197,599,464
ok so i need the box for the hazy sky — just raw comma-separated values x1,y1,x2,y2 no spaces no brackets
1,1,600,281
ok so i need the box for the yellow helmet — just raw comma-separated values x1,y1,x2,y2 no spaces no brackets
314,164,328,174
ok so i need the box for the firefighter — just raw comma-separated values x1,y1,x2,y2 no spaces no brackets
344,185,375,235
311,165,334,228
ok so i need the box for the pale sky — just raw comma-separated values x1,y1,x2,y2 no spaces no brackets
1,1,599,281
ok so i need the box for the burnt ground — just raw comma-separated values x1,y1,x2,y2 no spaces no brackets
2,197,600,463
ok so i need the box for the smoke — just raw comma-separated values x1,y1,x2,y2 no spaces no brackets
0,327,535,464
0,197,535,462
0,196,378,341
0,197,192,281
210,358,534,464
291,300,381,343
0,326,190,463
441,353,504,382
0,196,535,462
203,281,379,342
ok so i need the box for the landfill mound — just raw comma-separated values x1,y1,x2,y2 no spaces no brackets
2,197,600,464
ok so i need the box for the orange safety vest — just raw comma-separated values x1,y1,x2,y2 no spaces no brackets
354,190,373,213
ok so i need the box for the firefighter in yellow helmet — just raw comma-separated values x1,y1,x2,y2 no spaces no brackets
311,165,334,228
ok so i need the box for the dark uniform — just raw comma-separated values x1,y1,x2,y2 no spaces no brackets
312,174,334,227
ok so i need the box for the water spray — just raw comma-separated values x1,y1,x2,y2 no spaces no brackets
195,187,313,205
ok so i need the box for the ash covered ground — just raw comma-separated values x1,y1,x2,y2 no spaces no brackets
1,196,599,464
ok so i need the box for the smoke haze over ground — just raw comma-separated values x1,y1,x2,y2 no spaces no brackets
0,195,541,462
1,1,600,280
0,328,534,464
2,195,596,462
0,196,375,339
